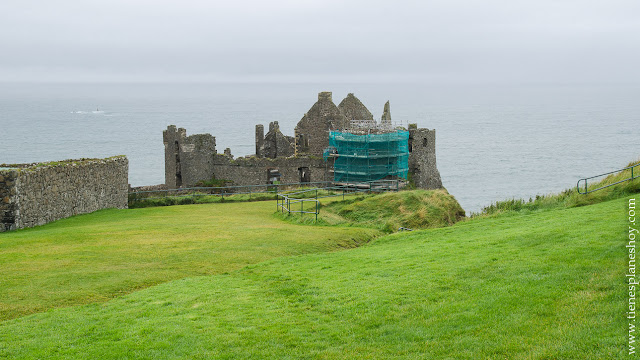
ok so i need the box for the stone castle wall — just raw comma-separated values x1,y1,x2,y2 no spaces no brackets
211,155,329,186
0,156,128,232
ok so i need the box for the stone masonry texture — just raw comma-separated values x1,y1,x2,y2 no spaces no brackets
259,121,295,159
338,93,374,121
295,92,349,156
0,156,129,232
163,125,216,188
409,128,442,189
381,101,392,126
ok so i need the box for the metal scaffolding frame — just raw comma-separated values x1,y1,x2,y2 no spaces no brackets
326,129,409,183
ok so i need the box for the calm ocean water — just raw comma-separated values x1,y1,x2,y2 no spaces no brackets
1,82,638,213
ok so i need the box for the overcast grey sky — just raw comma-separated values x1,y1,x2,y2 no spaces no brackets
1,0,638,83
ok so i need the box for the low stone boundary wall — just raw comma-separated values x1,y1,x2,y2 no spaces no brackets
0,156,128,232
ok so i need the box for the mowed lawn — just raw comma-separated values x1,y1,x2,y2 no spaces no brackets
0,196,631,359
0,201,379,321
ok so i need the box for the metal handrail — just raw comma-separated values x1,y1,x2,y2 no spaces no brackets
577,163,639,194
277,196,320,221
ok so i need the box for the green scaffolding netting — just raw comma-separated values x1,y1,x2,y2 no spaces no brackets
326,130,409,183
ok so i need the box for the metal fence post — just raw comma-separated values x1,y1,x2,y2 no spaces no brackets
584,179,587,194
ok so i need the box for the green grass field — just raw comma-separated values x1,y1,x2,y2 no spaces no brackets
0,186,634,358
0,201,379,321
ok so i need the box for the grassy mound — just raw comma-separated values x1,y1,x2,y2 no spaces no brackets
320,189,465,232
0,196,630,359
477,159,640,217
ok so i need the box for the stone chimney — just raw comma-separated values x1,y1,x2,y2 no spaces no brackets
255,124,264,157
381,101,392,126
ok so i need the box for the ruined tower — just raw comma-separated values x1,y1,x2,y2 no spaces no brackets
408,125,442,189
163,125,216,188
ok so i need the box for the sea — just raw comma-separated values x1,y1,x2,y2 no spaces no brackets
1,82,638,214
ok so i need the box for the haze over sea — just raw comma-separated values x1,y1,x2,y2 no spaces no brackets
1,82,637,213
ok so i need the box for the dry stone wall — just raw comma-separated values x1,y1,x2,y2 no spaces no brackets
0,156,128,232
0,169,19,232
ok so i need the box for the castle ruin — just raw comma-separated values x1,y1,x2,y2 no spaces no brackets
163,92,442,189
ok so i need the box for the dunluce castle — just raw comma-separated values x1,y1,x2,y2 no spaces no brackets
163,92,442,190
1,91,443,232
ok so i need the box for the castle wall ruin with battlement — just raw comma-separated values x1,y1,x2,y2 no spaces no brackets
163,92,442,189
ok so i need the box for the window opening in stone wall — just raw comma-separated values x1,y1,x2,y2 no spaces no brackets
298,167,310,183
297,134,309,152
174,141,182,187
422,138,428,147
267,168,281,184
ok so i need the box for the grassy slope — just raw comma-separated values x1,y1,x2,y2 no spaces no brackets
319,189,465,232
0,196,631,359
0,201,379,321
477,159,640,216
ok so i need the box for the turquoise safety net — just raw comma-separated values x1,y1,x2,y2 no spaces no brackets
327,130,409,183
